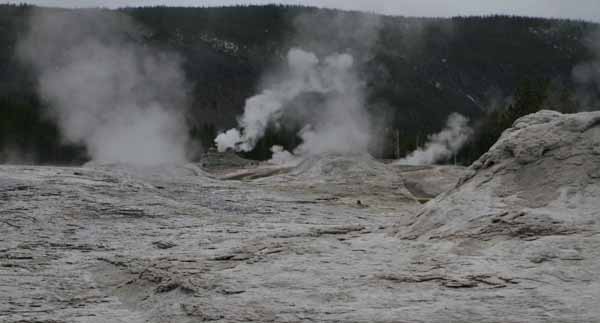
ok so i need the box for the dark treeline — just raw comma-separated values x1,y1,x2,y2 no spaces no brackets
0,4,598,164
457,78,580,164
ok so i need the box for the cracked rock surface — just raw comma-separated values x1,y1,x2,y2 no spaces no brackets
2,111,600,322
392,110,600,322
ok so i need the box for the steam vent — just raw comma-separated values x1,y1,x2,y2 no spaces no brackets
396,110,600,240
1,110,598,322
2,3,600,323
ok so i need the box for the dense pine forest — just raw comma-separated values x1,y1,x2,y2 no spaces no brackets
0,4,598,164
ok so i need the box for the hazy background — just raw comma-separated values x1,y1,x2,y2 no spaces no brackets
0,1,597,165
2,0,600,22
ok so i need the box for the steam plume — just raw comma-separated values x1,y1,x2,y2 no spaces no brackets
17,9,192,165
397,113,472,165
268,145,299,165
215,48,370,156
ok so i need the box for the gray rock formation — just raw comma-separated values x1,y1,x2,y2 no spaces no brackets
396,110,600,240
2,111,599,322
393,165,470,201
390,110,600,322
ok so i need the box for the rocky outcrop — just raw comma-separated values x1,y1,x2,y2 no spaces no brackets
275,153,420,210
394,165,470,201
3,112,600,323
396,110,600,240
289,154,392,181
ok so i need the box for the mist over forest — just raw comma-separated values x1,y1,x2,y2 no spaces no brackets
0,4,599,165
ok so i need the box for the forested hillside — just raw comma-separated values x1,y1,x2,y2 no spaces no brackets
0,4,598,164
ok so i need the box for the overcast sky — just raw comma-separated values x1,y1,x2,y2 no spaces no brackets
3,0,600,22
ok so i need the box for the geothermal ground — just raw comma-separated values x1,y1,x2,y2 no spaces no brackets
2,111,600,323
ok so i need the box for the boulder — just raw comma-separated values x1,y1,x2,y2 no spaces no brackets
396,110,600,240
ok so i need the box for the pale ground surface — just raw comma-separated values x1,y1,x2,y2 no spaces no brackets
1,111,599,323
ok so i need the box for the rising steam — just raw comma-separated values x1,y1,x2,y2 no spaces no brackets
215,48,370,157
397,113,472,165
268,145,299,165
17,9,192,165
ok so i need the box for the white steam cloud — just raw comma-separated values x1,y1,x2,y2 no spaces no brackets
268,145,299,166
215,48,370,157
397,113,472,165
17,9,192,165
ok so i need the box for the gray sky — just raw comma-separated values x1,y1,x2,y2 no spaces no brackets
3,0,600,22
